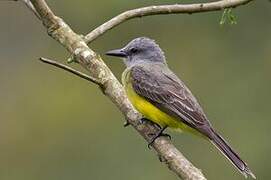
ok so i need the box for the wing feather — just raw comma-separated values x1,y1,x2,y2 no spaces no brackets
130,64,210,128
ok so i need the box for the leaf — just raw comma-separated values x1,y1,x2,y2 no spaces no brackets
220,9,228,25
219,8,237,26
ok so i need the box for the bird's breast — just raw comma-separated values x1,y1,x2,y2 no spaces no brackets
121,68,204,136
122,68,185,130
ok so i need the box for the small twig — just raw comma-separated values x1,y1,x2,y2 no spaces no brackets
85,0,253,43
8,0,41,19
21,0,41,19
39,57,100,85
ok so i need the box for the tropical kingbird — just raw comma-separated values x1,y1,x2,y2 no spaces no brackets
106,37,255,178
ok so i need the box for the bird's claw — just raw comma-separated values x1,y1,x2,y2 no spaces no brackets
147,133,171,148
139,118,149,125
139,118,162,129
123,121,130,127
147,126,170,148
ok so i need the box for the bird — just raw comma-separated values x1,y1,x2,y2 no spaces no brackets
105,37,255,179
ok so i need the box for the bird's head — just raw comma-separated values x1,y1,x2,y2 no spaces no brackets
106,37,166,67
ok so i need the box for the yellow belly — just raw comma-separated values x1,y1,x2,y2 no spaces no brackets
125,83,202,136
122,68,203,136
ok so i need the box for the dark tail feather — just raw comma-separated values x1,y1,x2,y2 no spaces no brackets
210,130,256,179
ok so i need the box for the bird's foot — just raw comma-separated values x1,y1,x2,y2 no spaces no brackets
148,126,170,148
139,117,150,125
139,118,162,129
123,121,130,127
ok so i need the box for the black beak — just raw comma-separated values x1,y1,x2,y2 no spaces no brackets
105,49,127,57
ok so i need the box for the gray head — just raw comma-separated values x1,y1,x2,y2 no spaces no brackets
106,37,166,67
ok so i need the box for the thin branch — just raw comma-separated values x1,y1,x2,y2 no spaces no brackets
8,0,41,19
21,0,41,19
85,0,253,43
39,57,100,85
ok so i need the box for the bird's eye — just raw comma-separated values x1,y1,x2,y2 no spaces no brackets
130,48,138,53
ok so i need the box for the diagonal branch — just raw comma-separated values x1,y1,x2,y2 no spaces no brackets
85,0,253,43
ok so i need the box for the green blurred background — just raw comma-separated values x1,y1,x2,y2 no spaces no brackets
0,0,270,180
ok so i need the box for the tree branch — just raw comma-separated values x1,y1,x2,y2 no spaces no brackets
39,57,100,85
8,0,41,19
85,0,253,43
9,0,253,179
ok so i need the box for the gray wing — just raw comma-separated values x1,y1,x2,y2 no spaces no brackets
130,64,211,130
